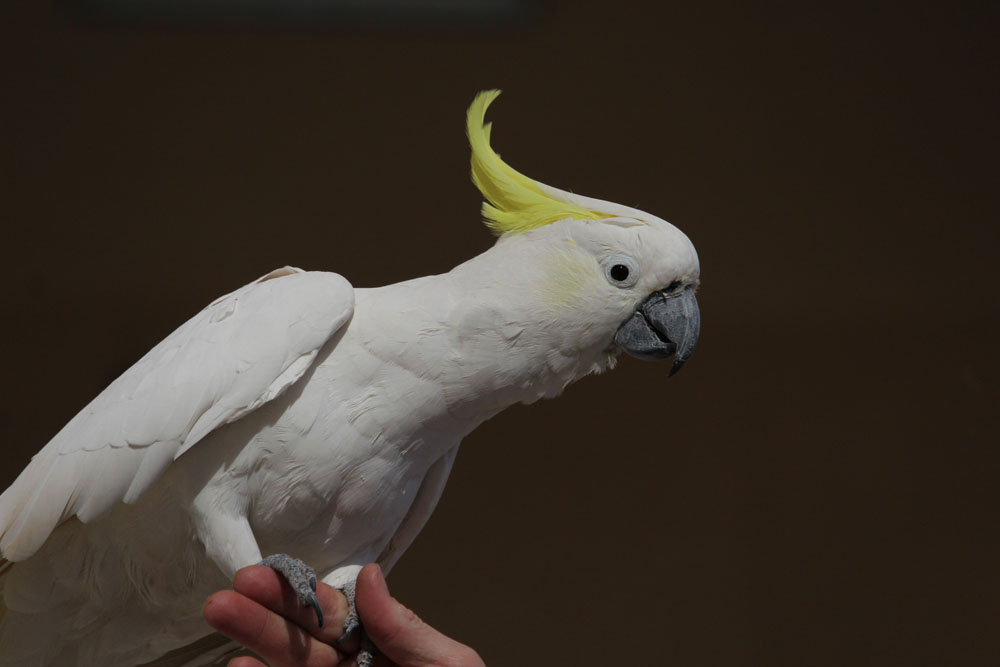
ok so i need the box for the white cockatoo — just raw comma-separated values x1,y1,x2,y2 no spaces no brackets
0,90,700,666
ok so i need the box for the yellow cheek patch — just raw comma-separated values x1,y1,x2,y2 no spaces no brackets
540,252,600,308
467,90,611,235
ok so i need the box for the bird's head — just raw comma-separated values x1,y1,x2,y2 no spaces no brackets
463,90,701,376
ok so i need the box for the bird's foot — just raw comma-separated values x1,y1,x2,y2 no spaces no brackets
332,572,376,667
259,553,323,627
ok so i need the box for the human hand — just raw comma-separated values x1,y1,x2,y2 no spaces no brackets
204,563,485,667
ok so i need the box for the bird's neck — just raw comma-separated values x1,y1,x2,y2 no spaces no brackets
355,246,617,430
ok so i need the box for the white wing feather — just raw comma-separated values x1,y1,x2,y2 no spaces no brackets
0,267,354,561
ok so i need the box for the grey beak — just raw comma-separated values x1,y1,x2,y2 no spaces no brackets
613,286,700,376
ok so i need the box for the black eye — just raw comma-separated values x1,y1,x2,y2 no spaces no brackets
603,254,639,288
609,264,630,282
667,280,682,292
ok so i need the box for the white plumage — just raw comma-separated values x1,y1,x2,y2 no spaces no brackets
0,93,701,666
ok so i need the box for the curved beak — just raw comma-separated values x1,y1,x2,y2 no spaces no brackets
613,286,700,376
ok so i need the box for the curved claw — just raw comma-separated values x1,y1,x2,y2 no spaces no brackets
335,624,357,646
308,593,324,628
335,605,359,645
329,573,375,666
259,553,324,627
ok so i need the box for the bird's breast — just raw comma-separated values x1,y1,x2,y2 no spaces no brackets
232,338,465,572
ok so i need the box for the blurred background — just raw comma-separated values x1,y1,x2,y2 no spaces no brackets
2,1,998,664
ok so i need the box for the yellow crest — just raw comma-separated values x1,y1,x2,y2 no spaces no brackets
467,90,611,235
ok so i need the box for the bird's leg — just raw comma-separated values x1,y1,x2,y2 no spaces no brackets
260,557,377,666
259,554,323,626
193,503,372,657
325,564,377,667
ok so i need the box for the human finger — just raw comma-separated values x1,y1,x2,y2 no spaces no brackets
233,565,357,649
227,657,266,667
355,564,485,667
203,589,343,667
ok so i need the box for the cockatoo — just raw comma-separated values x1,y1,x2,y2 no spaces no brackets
0,90,700,666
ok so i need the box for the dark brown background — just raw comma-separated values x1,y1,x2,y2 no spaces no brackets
2,1,998,664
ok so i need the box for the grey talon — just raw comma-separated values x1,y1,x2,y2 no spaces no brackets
259,553,324,626
334,577,360,643
309,595,324,628
330,573,377,665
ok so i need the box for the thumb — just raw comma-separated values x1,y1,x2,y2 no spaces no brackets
355,564,483,667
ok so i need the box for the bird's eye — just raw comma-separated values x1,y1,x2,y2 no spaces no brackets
602,254,640,288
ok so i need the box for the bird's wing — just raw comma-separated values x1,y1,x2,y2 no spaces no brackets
0,267,354,561
377,444,461,574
